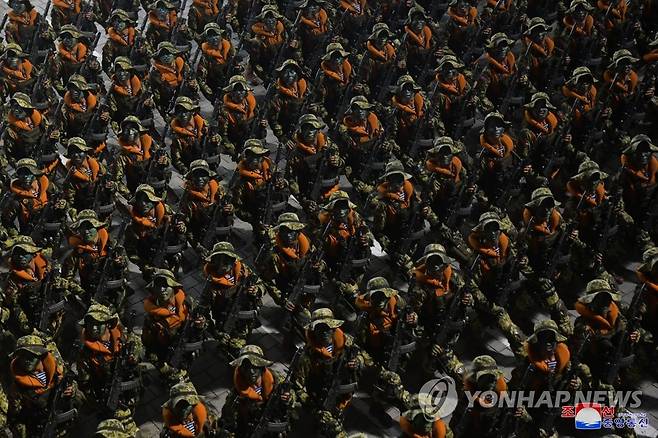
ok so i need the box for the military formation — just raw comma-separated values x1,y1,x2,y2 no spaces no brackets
0,0,657,436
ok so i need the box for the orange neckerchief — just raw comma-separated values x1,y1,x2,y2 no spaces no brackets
343,112,381,142
68,227,109,259
563,14,594,36
131,202,166,230
2,59,33,81
58,42,87,64
233,367,275,401
10,252,49,283
598,0,626,21
120,134,152,161
307,328,345,359
480,133,514,159
193,0,219,16
223,92,257,124
172,114,205,139
82,326,122,365
153,57,185,87
300,9,328,35
202,40,231,64
185,179,219,206
575,301,619,334
340,0,366,15
436,73,467,97
107,26,135,46
11,353,60,393
54,0,80,12
8,8,38,26
275,232,310,260
524,111,558,136
566,180,606,207
392,92,425,125
162,404,208,438
562,84,598,120
251,21,285,46
405,25,432,49
414,264,452,297
526,342,570,375
148,10,176,30
523,208,561,236
319,209,357,243
355,295,398,334
603,69,639,95
112,75,142,96
64,91,97,114
620,154,658,186
238,158,272,190
277,78,308,100
426,157,462,183
295,131,327,155
524,36,555,58
10,176,49,210
67,157,100,182
447,6,477,27
485,51,516,77
468,232,510,272
321,59,352,86
205,260,243,287
366,40,396,62
399,416,446,438
8,109,42,131
144,289,188,329
377,180,414,209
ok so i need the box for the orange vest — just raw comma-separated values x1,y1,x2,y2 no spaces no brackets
144,289,189,329
162,403,208,437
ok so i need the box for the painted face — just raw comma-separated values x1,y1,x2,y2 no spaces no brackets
493,43,510,60
441,65,457,81
425,256,447,277
635,148,651,168
135,194,156,216
79,222,98,244
177,109,193,125
264,15,277,29
156,7,168,19
304,4,319,17
281,66,298,86
69,87,85,102
279,227,299,246
574,77,593,94
536,330,557,356
300,124,318,143
174,400,194,422
351,106,368,121
207,34,221,46
617,60,632,76
7,55,20,69
536,197,554,219
573,6,587,22
412,414,433,434
114,20,127,32
246,153,263,170
476,373,497,392
332,200,350,222
313,323,334,346
10,0,26,14
12,106,28,120
62,35,76,50
370,291,388,310
330,53,345,68
115,69,130,83
159,52,175,65
482,222,501,246
456,0,469,13
591,293,612,317
12,247,34,269
485,121,505,140
212,254,235,274
153,277,174,305
531,29,547,43
373,33,388,49
85,319,107,340
122,125,139,143
387,173,404,192
16,167,36,187
17,351,41,372
532,102,549,120
230,88,247,102
190,172,209,190
410,16,425,33
399,85,414,103
240,360,263,385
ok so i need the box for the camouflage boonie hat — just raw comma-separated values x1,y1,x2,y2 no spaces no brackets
365,277,397,298
256,4,282,19
525,92,556,109
148,268,182,289
322,42,349,60
298,113,325,130
132,184,161,202
470,355,501,381
15,158,41,175
275,58,302,73
202,22,226,37
274,212,305,231
323,190,356,210
349,95,374,110
417,243,452,266
243,139,269,156
609,49,638,68
185,159,216,179
110,8,134,23
168,382,200,408
573,159,608,182
151,0,176,9
527,319,567,343
11,92,34,109
428,136,460,155
526,187,561,208
474,211,501,232
71,209,105,229
156,41,180,55
525,17,549,34
229,344,273,367
67,136,91,152
59,24,82,38
624,134,658,155
95,418,130,438
113,56,133,71
15,334,48,355
395,74,422,92
437,55,464,70
579,279,621,304
486,32,514,49
642,246,658,264
4,43,28,57
567,66,596,85
406,4,426,21
223,75,252,92
369,22,392,40
120,115,147,132
8,235,41,254
68,74,92,90
175,96,199,111
567,0,593,13
483,111,508,127
306,307,343,330
381,160,411,180
208,241,239,260
80,303,119,327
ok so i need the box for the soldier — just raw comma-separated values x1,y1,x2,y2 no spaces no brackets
399,400,452,438
161,382,219,437
51,0,95,32
0,44,36,95
246,5,288,82
363,23,400,98
217,75,262,159
519,92,560,169
77,303,143,434
180,160,234,256
146,0,180,48
431,55,475,138
220,345,295,436
148,42,193,118
389,75,435,158
102,10,138,72
7,334,77,437
602,49,641,130
269,59,310,141
441,0,480,60
317,42,355,121
200,241,265,358
402,6,436,77
169,96,221,174
51,25,95,93
337,0,372,48
94,419,132,438
188,0,220,39
474,32,520,110
108,57,154,130
619,134,658,225
409,244,471,380
559,0,602,67
61,137,107,211
560,66,601,139
62,74,108,138
476,111,517,202
5,0,55,57
522,17,558,89
296,0,331,63
197,23,235,101
294,308,369,437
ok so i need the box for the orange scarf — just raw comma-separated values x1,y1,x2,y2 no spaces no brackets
414,265,452,297
2,59,33,81
193,0,219,16
144,289,188,329
526,342,570,375
205,260,243,288
523,208,561,237
300,9,328,35
340,0,366,15
11,176,49,219
366,41,395,62
480,133,514,159
392,93,425,126
8,109,42,131
468,232,510,272
295,131,327,155
277,78,307,100
238,159,272,190
222,92,257,125
233,367,275,401
343,112,381,142
377,180,414,209
8,8,38,26
320,59,352,86
275,233,310,260
405,25,432,49
162,404,208,438
10,252,49,283
64,91,97,114
251,21,285,46
82,326,122,366
566,181,606,207
58,42,87,64
172,114,205,140
54,0,80,12
154,57,184,87
307,328,345,359
574,301,619,334
603,69,639,95
399,416,446,438
185,179,219,207
148,10,176,30
485,52,517,78
120,134,153,162
425,157,462,183
524,111,558,136
131,202,166,232
68,157,100,183
11,353,60,394
447,6,477,27
112,75,142,96
563,14,594,36
107,27,135,46
202,40,231,64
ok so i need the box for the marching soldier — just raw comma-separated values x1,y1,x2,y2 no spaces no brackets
148,42,195,118
197,23,236,101
61,74,108,138
108,57,154,129
217,75,263,159
5,0,55,57
0,44,36,95
269,59,310,141
161,382,219,437
102,10,138,72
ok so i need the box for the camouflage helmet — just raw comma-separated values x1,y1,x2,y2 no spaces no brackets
275,58,302,73
609,49,638,68
168,382,200,408
8,235,41,254
369,22,392,40
223,75,251,92
229,344,273,367
71,209,105,229
132,184,161,202
274,212,305,231
147,268,182,289
185,159,216,179
67,74,92,90
59,24,82,38
15,334,48,356
526,187,560,208
120,115,147,132
243,138,269,156
322,42,349,60
525,92,556,110
113,56,133,71
486,32,514,49
306,307,343,330
207,241,239,261
323,190,356,210
365,277,397,298
11,92,34,109
66,136,91,153
395,74,422,92
15,158,41,175
527,319,567,343
567,0,593,13
174,96,199,111
80,303,119,327
94,418,130,438
298,113,325,130
623,134,658,155
381,160,412,180
580,279,621,304
525,17,549,34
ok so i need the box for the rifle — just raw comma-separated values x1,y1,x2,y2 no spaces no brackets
38,268,63,333
151,218,172,268
261,141,284,226
222,246,266,336
499,42,533,116
80,32,101,74
27,1,52,59
445,167,479,228
42,343,80,438
169,0,190,39
35,100,64,162
452,64,486,140
168,304,208,369
386,306,416,374
0,15,8,33
584,72,619,153
542,100,578,178
129,16,149,62
224,0,260,75
492,363,534,437
605,282,645,384
337,224,370,283
251,347,304,437
106,310,140,411
93,220,129,304
200,169,240,251
165,47,201,116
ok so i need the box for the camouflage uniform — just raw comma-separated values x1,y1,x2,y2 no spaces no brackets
161,382,219,437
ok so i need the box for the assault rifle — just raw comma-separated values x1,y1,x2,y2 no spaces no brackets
151,218,172,268
42,343,80,438
36,100,64,163
27,1,52,59
165,47,201,116
260,142,284,226
499,42,533,116
222,246,266,336
93,221,129,305
386,307,416,374
130,16,149,61
200,169,239,251
168,304,208,369
543,99,578,178
337,224,370,282
38,268,63,333
106,311,140,411
168,0,190,40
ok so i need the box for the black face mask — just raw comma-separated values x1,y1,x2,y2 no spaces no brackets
485,123,505,141
399,86,414,103
532,104,549,121
591,294,612,316
426,258,447,277
264,16,277,30
207,35,220,46
159,53,175,65
531,30,547,44
432,151,453,167
174,400,194,422
17,168,36,187
240,361,263,385
573,8,586,22
574,79,593,95
332,207,350,223
330,55,345,69
280,228,299,246
69,150,87,166
212,254,235,274
62,36,76,50
116,70,130,83
191,174,209,190
635,151,651,168
10,1,27,13
17,351,41,373
313,324,334,346
122,126,139,143
441,66,457,81
156,7,168,19
246,155,263,170
177,110,193,125
300,125,318,143
281,67,298,86
410,17,425,33
12,248,34,269
387,173,404,192
79,222,98,244
7,56,20,69
351,107,368,121
12,107,28,120
114,20,127,32
153,278,174,305
85,320,107,340
304,5,319,17
230,89,247,102
493,44,509,60
476,374,497,392
135,196,156,216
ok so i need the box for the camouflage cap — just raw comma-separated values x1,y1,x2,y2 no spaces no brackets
156,41,181,54
322,42,349,60
580,279,621,303
80,303,119,327
306,307,344,329
416,243,452,266
175,96,199,111
525,92,556,110
609,49,638,68
525,17,549,34
369,22,392,40
151,0,176,9
381,160,412,180
395,74,422,92
483,111,508,127
243,139,270,156
110,8,134,23
148,268,182,289
229,344,273,367
11,92,34,109
71,209,105,229
208,241,239,261
132,184,161,202
59,24,82,38
15,334,48,355
640,248,658,274
526,187,560,207
202,22,226,37
223,75,252,92
15,158,41,175
274,212,305,231
68,74,91,90
298,113,325,130
120,115,147,132
113,56,134,71
8,235,41,254
323,190,356,210
474,211,501,232
168,382,200,408
437,55,464,70
94,418,130,438
406,4,426,20
297,0,327,8
275,58,302,73
185,159,216,179
349,95,374,110
567,0,593,13
486,32,514,49
527,319,567,343
4,43,28,57
66,136,91,152
365,276,397,298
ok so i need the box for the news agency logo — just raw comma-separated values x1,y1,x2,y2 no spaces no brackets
561,403,648,431
574,403,602,430
418,376,459,421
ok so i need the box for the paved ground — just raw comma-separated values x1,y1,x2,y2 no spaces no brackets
2,1,658,437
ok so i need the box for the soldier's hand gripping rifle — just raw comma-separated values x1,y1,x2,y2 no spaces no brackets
499,42,533,116
38,267,63,333
129,16,149,62
106,310,140,411
165,48,201,116
27,1,52,60
386,306,417,374
151,216,172,268
42,343,81,438
222,246,266,336
168,0,190,40
168,303,208,369
93,220,129,305
252,347,304,438
260,141,284,226
200,168,239,252
35,99,64,163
